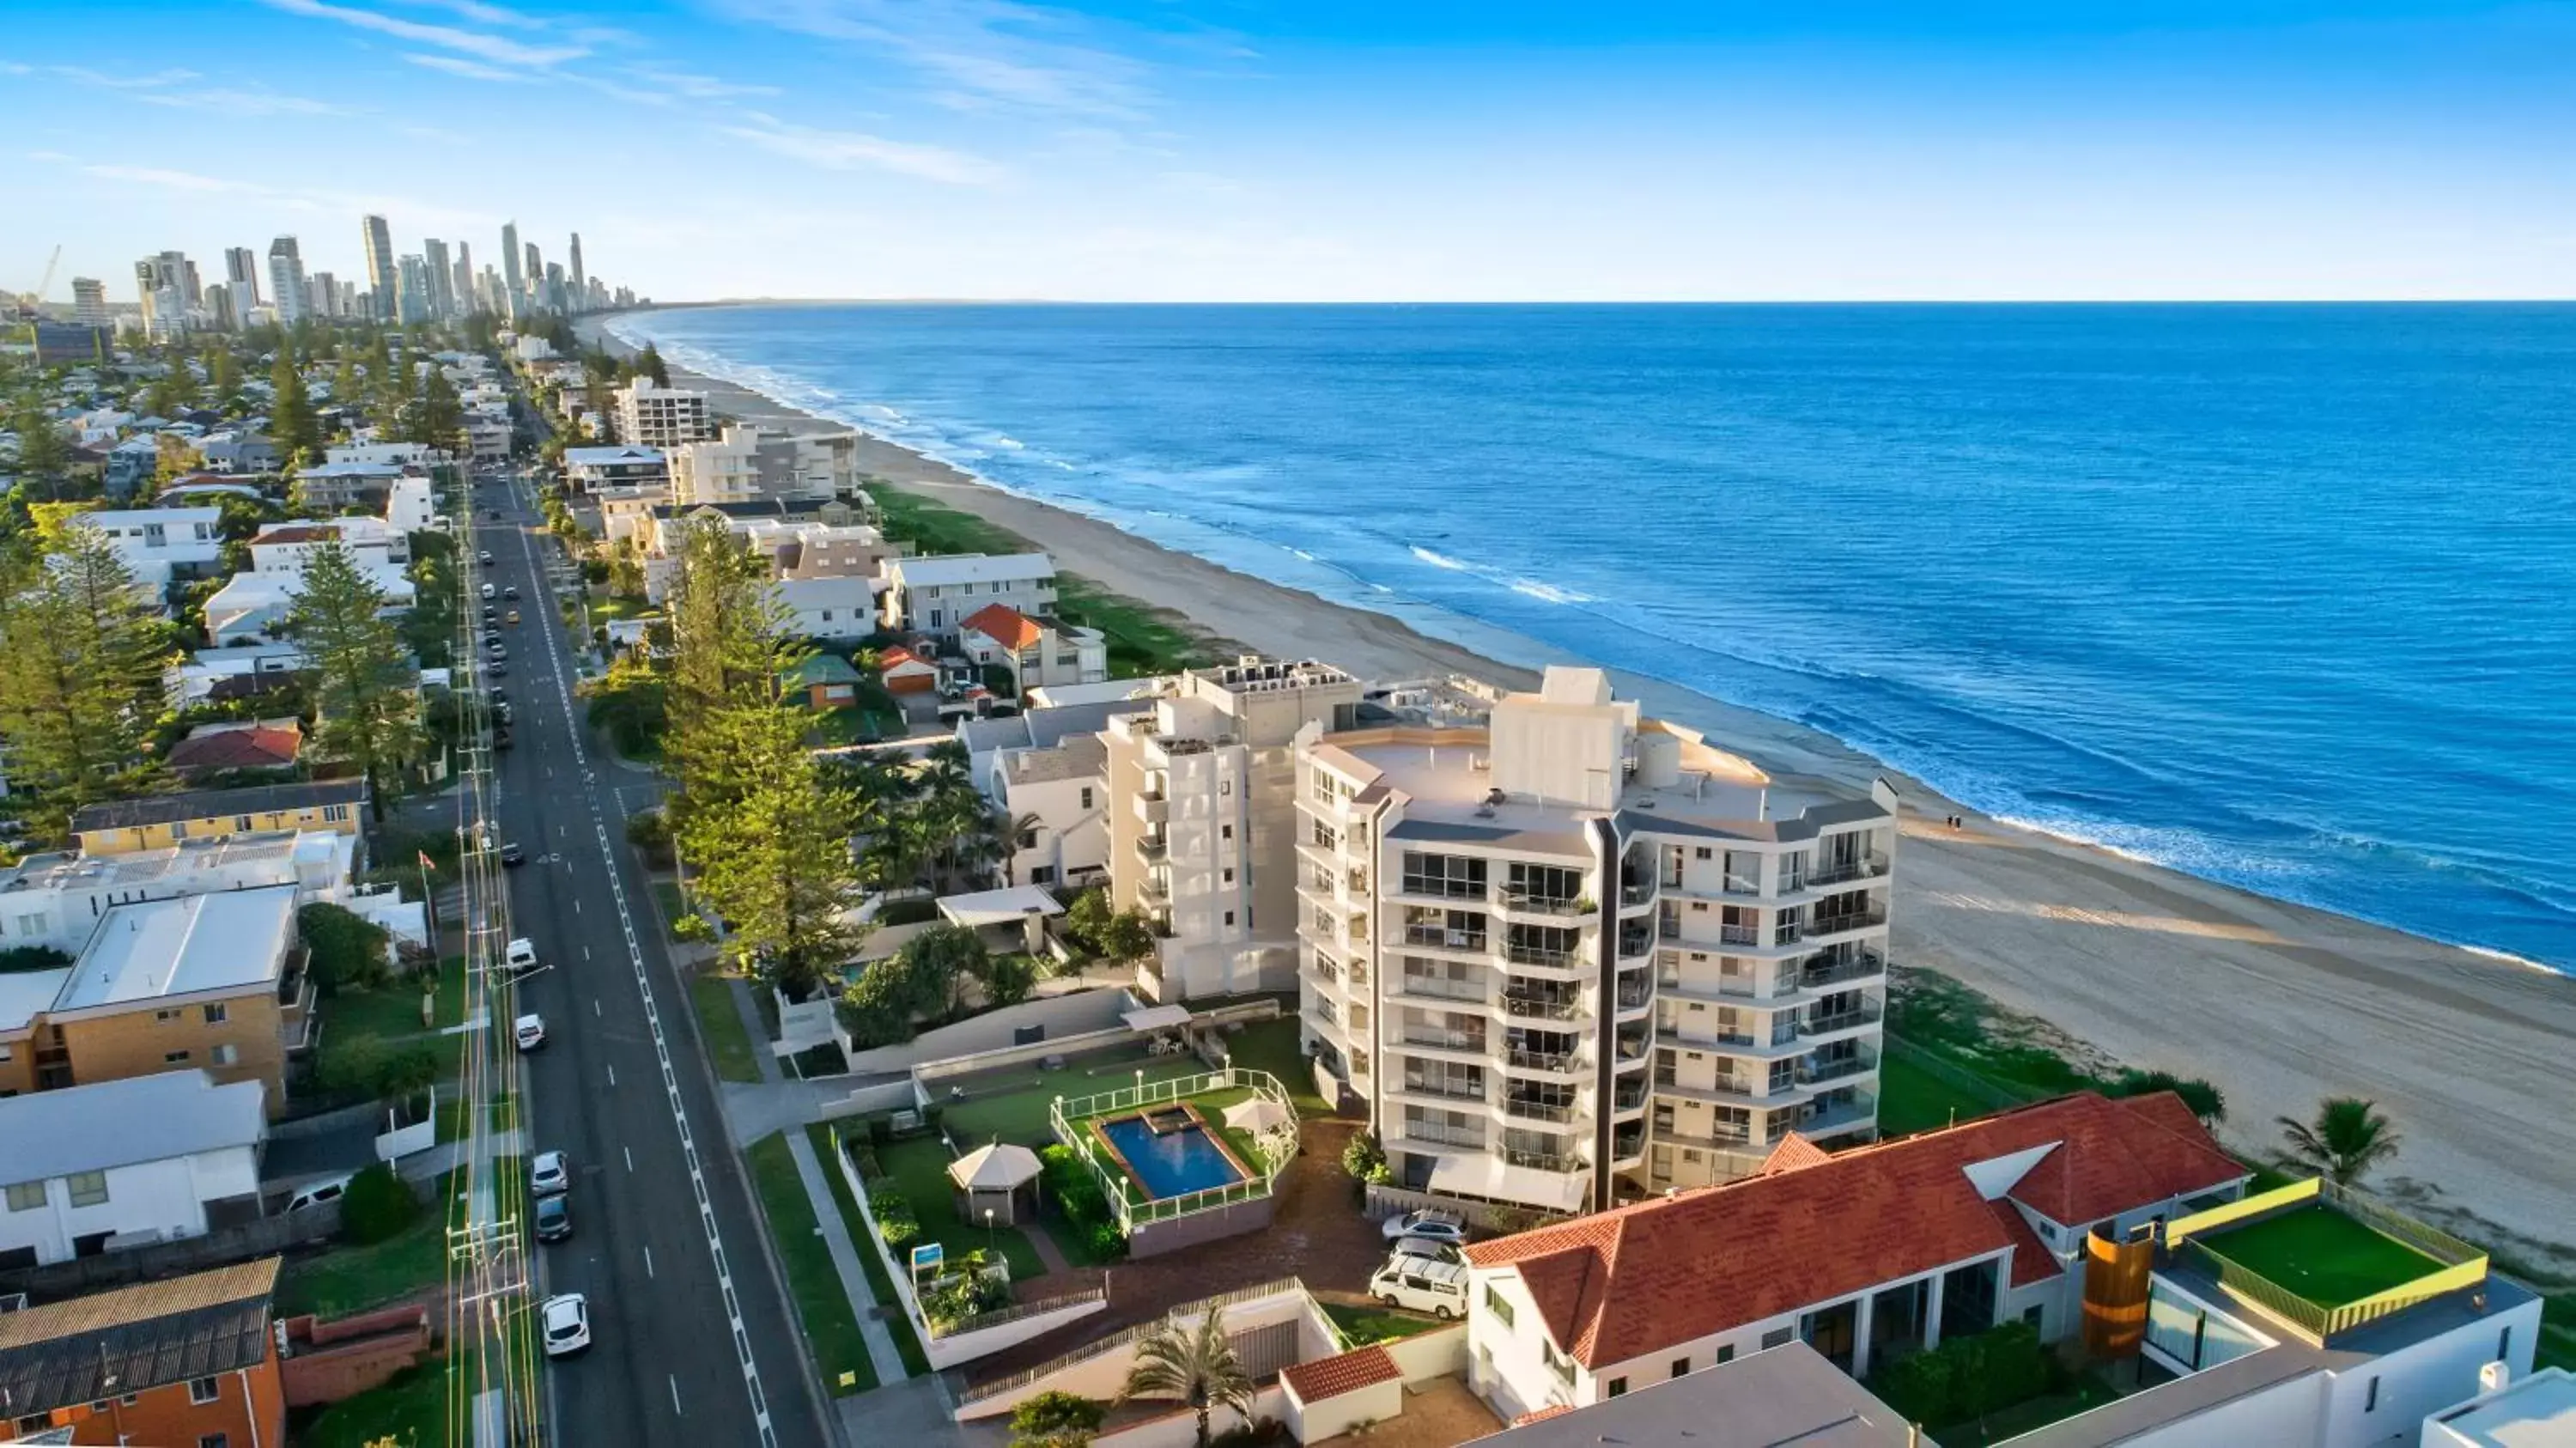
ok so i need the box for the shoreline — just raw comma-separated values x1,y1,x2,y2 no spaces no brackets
585,312,2576,1255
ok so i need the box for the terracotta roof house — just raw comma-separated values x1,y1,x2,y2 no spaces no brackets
1458,1092,2251,1425
958,602,1109,696
164,718,304,779
0,1257,286,1448
878,645,939,696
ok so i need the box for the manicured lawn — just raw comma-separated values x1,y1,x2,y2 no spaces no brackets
1220,1015,1330,1116
292,1360,450,1448
743,1134,878,1396
275,1206,447,1318
588,593,650,624
689,969,767,1084
2197,1206,2443,1309
803,706,884,748
938,1050,1211,1142
321,954,470,1082
807,1124,930,1378
874,1138,1048,1281
1875,1050,1999,1138
1324,1301,1449,1346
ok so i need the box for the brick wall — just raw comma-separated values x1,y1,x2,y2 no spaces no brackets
55,989,289,1114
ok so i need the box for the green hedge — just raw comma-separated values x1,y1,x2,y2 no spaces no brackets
1868,1321,2057,1428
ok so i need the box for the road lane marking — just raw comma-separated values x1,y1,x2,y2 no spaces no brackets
670,1375,683,1416
592,997,601,1017
644,1244,654,1279
606,1064,617,1086
624,1146,634,1172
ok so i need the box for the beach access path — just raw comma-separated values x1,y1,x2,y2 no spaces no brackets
588,317,2576,1262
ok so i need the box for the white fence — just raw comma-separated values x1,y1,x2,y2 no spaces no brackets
845,987,1141,1075
1048,1068,1297,1232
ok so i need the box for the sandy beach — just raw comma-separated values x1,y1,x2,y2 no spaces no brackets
589,315,2576,1259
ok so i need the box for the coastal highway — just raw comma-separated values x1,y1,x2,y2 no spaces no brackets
472,475,832,1448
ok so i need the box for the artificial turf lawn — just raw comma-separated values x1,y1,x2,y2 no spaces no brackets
2196,1205,2444,1309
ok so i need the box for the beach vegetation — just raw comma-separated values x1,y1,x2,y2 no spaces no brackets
2277,1098,2402,1186
1121,1308,1257,1448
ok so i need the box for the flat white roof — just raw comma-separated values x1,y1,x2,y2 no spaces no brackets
2430,1368,2576,1447
0,1070,268,1180
564,445,663,465
0,968,71,1035
935,885,1066,929
890,551,1055,587
53,885,299,1012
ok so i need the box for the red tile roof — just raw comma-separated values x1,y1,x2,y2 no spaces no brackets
1281,1345,1399,1402
878,647,933,672
256,524,341,545
1511,1404,1575,1427
1760,1134,1834,1175
1460,1092,2240,1368
961,603,1046,651
1990,1200,2066,1287
166,721,303,773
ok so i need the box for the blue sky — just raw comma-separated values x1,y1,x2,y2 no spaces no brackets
4,1,2572,301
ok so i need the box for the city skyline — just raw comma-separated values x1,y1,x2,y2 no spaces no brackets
4,1,2573,302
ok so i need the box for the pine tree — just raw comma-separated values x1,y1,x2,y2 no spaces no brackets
0,525,177,810
638,344,670,387
406,367,465,454
206,345,240,398
279,538,418,821
270,355,319,464
684,703,866,999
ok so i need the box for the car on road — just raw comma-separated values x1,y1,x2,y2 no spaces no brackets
501,842,526,867
540,1293,591,1357
481,582,496,600
483,605,497,621
514,1013,546,1049
507,610,521,625
488,644,507,660
478,551,495,566
531,1149,570,1196
503,585,521,600
507,937,538,970
1381,1208,1467,1244
534,1194,572,1242
488,662,507,677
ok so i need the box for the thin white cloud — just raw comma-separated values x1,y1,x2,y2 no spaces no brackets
721,113,1006,186
137,86,355,115
623,64,781,100
82,164,271,195
708,0,1151,119
378,0,544,28
404,52,527,81
258,0,587,68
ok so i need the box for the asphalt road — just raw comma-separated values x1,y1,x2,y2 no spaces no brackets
469,474,832,1448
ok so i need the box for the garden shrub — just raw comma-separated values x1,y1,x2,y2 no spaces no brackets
300,903,392,995
1868,1321,2057,1427
0,945,73,975
339,1165,420,1245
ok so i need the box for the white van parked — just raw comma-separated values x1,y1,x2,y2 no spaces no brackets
1367,1256,1469,1319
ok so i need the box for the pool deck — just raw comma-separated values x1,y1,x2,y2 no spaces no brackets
1088,1101,1257,1204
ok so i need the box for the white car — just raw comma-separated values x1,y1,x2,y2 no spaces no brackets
540,1293,592,1357
482,582,496,600
1380,1208,1467,1245
1389,1236,1463,1266
506,938,538,970
531,1149,570,1197
513,1013,546,1051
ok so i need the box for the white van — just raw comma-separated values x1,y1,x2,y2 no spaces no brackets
482,582,497,600
1367,1256,1469,1319
285,1173,355,1213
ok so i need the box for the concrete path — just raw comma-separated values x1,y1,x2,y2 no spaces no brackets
1024,1217,1073,1278
839,1376,967,1448
782,1125,913,1388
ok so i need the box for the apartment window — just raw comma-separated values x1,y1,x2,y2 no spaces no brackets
2500,1327,2512,1361
1607,1378,1628,1398
189,1378,221,1405
1670,1357,1690,1379
1220,824,1234,840
234,815,252,830
1078,787,1094,810
323,805,351,823
1484,1286,1515,1328
164,1049,191,1065
155,1008,183,1023
67,1171,108,1208
1401,852,1487,900
4,1181,42,1212
1695,847,1712,860
1223,911,1236,928
204,1001,228,1025
212,1043,240,1067
12,914,39,935
1715,1345,1735,1365
1760,1328,1793,1350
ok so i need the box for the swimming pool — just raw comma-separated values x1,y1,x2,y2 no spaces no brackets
1091,1105,1252,1201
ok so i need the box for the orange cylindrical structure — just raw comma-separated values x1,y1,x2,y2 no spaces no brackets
2081,1226,2156,1358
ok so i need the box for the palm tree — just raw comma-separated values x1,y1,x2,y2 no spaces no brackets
1120,1309,1255,1448
2277,1098,2401,1186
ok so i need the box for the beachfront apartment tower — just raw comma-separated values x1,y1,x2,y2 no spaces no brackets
1108,658,1364,1002
422,237,454,318
453,240,476,314
568,233,586,307
1295,666,1898,1216
613,377,715,452
360,214,395,320
266,237,307,324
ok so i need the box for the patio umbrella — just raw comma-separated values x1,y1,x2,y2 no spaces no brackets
947,1141,1043,1192
1222,1098,1295,1135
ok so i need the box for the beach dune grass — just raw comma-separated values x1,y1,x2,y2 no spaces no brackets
2196,1204,2445,1310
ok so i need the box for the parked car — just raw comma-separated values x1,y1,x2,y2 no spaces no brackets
285,1173,354,1213
501,842,526,867
535,1194,572,1242
503,585,521,600
513,1013,546,1050
1388,1237,1463,1267
531,1150,570,1196
1381,1208,1467,1244
493,727,513,751
1368,1257,1468,1319
478,551,495,566
540,1293,591,1357
488,662,507,677
507,610,522,625
507,938,538,970
481,582,496,600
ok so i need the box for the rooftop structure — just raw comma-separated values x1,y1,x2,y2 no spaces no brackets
0,1257,280,1424
0,1069,269,1183
2426,1367,2576,1448
1473,1342,1918,1447
54,885,301,1013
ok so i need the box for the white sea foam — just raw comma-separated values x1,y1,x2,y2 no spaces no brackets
1510,578,1594,605
1411,545,1470,570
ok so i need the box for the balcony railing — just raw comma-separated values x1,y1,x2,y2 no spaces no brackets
1400,1120,1485,1150
1399,973,1485,1003
1504,942,1579,969
1399,1026,1488,1054
1505,1047,1578,1073
1619,880,1656,907
1801,950,1889,990
1136,837,1169,862
1498,891,1588,917
1400,1076,1487,1103
1504,1148,1583,1174
1807,854,1890,887
1614,981,1652,1011
1612,1082,1648,1111
1718,924,1760,946
1804,1003,1884,1036
1504,1098,1576,1124
1502,992,1581,1021
1405,927,1488,952
1799,1051,1879,1085
1617,928,1655,958
1811,906,1889,934
1722,874,1762,897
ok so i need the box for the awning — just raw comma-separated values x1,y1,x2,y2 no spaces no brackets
1425,1153,1588,1214
1121,1004,1192,1033
934,885,1068,929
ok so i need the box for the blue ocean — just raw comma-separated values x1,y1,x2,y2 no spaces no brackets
607,303,2576,970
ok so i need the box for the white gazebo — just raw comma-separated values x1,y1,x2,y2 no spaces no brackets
947,1141,1044,1227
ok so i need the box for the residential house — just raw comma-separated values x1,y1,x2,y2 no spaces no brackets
202,563,413,643
1299,666,1899,1213
70,780,367,855
2424,1368,2576,1448
1106,658,1363,1001
880,553,1058,638
162,719,302,781
288,462,404,511
9,886,312,1112
958,603,1109,697
773,575,879,643
993,735,1110,890
196,431,280,475
385,472,436,534
164,643,309,709
0,1073,267,1268
101,438,159,500
76,507,225,588
562,444,665,494
248,516,403,571
780,654,863,709
0,1257,286,1446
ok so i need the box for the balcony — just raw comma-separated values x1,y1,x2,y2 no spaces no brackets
1397,1025,1490,1056
1611,1080,1648,1112
1807,853,1891,888
1799,949,1888,991
1801,1092,1879,1138
1616,924,1656,960
1135,835,1170,862
1398,874,1487,903
1397,972,1486,1005
1503,1147,1584,1174
1504,1046,1582,1076
1809,904,1888,936
1802,1002,1884,1037
1497,890,1589,919
1398,1120,1486,1151
1503,1097,1577,1125
1134,791,1168,824
1139,879,1170,905
1619,878,1657,910
1718,924,1761,946
1501,991,1581,1022
1404,926,1489,954
1400,1076,1488,1104
1504,941,1580,970
1721,874,1762,897
1797,1048,1880,1086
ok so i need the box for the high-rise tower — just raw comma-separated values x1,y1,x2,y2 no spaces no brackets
361,214,397,319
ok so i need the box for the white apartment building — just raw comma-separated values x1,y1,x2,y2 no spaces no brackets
386,473,436,534
612,377,714,452
248,516,402,572
563,444,665,494
1107,659,1364,1001
203,565,413,645
325,441,440,469
76,507,225,587
666,424,859,507
881,552,1059,637
1296,666,1898,1214
0,829,413,957
0,1071,266,1268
